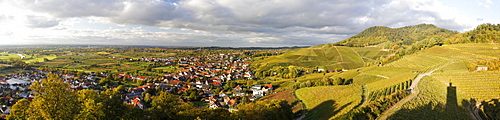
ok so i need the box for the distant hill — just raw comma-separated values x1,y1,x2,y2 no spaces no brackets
251,24,457,78
334,24,458,47
445,23,500,44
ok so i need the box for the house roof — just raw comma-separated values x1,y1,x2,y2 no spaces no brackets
264,84,273,89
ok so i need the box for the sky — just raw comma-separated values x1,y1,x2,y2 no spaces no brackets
0,0,498,47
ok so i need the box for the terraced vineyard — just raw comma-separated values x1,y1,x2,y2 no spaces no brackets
296,85,362,120
433,71,500,100
252,45,390,72
389,76,471,119
384,53,449,71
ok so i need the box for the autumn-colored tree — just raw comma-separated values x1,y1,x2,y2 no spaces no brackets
6,99,30,120
28,73,80,119
148,91,183,119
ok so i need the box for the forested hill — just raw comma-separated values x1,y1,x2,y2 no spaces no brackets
445,23,500,44
334,24,458,47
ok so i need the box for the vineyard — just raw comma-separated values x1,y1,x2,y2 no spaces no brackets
352,46,389,62
432,71,500,100
367,79,412,101
384,53,449,71
364,72,416,91
261,89,304,117
295,85,362,120
251,45,390,73
389,76,471,119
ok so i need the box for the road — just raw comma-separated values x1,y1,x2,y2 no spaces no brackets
377,62,453,120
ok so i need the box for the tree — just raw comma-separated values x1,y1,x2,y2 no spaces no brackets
76,89,105,119
148,91,183,119
246,80,254,87
99,90,128,119
115,85,126,93
77,99,105,119
28,74,80,119
7,99,30,120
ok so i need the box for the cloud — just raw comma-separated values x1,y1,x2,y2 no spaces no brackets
3,0,478,46
17,0,124,18
25,15,60,28
477,0,493,8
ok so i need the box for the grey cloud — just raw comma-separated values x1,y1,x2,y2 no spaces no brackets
18,0,124,18
25,16,60,28
13,0,470,46
110,0,185,26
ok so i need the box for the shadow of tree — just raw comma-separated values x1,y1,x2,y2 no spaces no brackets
304,100,352,120
479,99,500,119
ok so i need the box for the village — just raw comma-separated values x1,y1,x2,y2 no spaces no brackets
0,51,275,117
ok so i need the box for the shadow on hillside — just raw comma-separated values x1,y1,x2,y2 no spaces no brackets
304,100,352,120
388,84,470,120
479,99,500,119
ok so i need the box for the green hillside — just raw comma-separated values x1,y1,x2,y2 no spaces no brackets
335,24,458,47
251,45,390,78
257,23,500,120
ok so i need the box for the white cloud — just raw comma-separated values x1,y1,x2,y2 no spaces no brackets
0,0,495,46
25,15,59,28
477,0,493,8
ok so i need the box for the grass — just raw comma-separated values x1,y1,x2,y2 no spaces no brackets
0,53,20,60
296,85,362,120
22,54,57,63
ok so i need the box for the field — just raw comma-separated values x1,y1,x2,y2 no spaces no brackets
0,53,20,60
295,85,362,120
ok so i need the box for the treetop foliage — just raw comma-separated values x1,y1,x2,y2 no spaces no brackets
335,24,458,47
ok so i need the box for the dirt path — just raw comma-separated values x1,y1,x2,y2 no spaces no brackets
333,46,344,62
351,47,365,64
358,70,389,79
376,62,453,120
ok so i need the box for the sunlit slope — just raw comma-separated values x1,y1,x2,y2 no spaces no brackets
252,44,389,71
296,85,362,120
423,43,500,100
